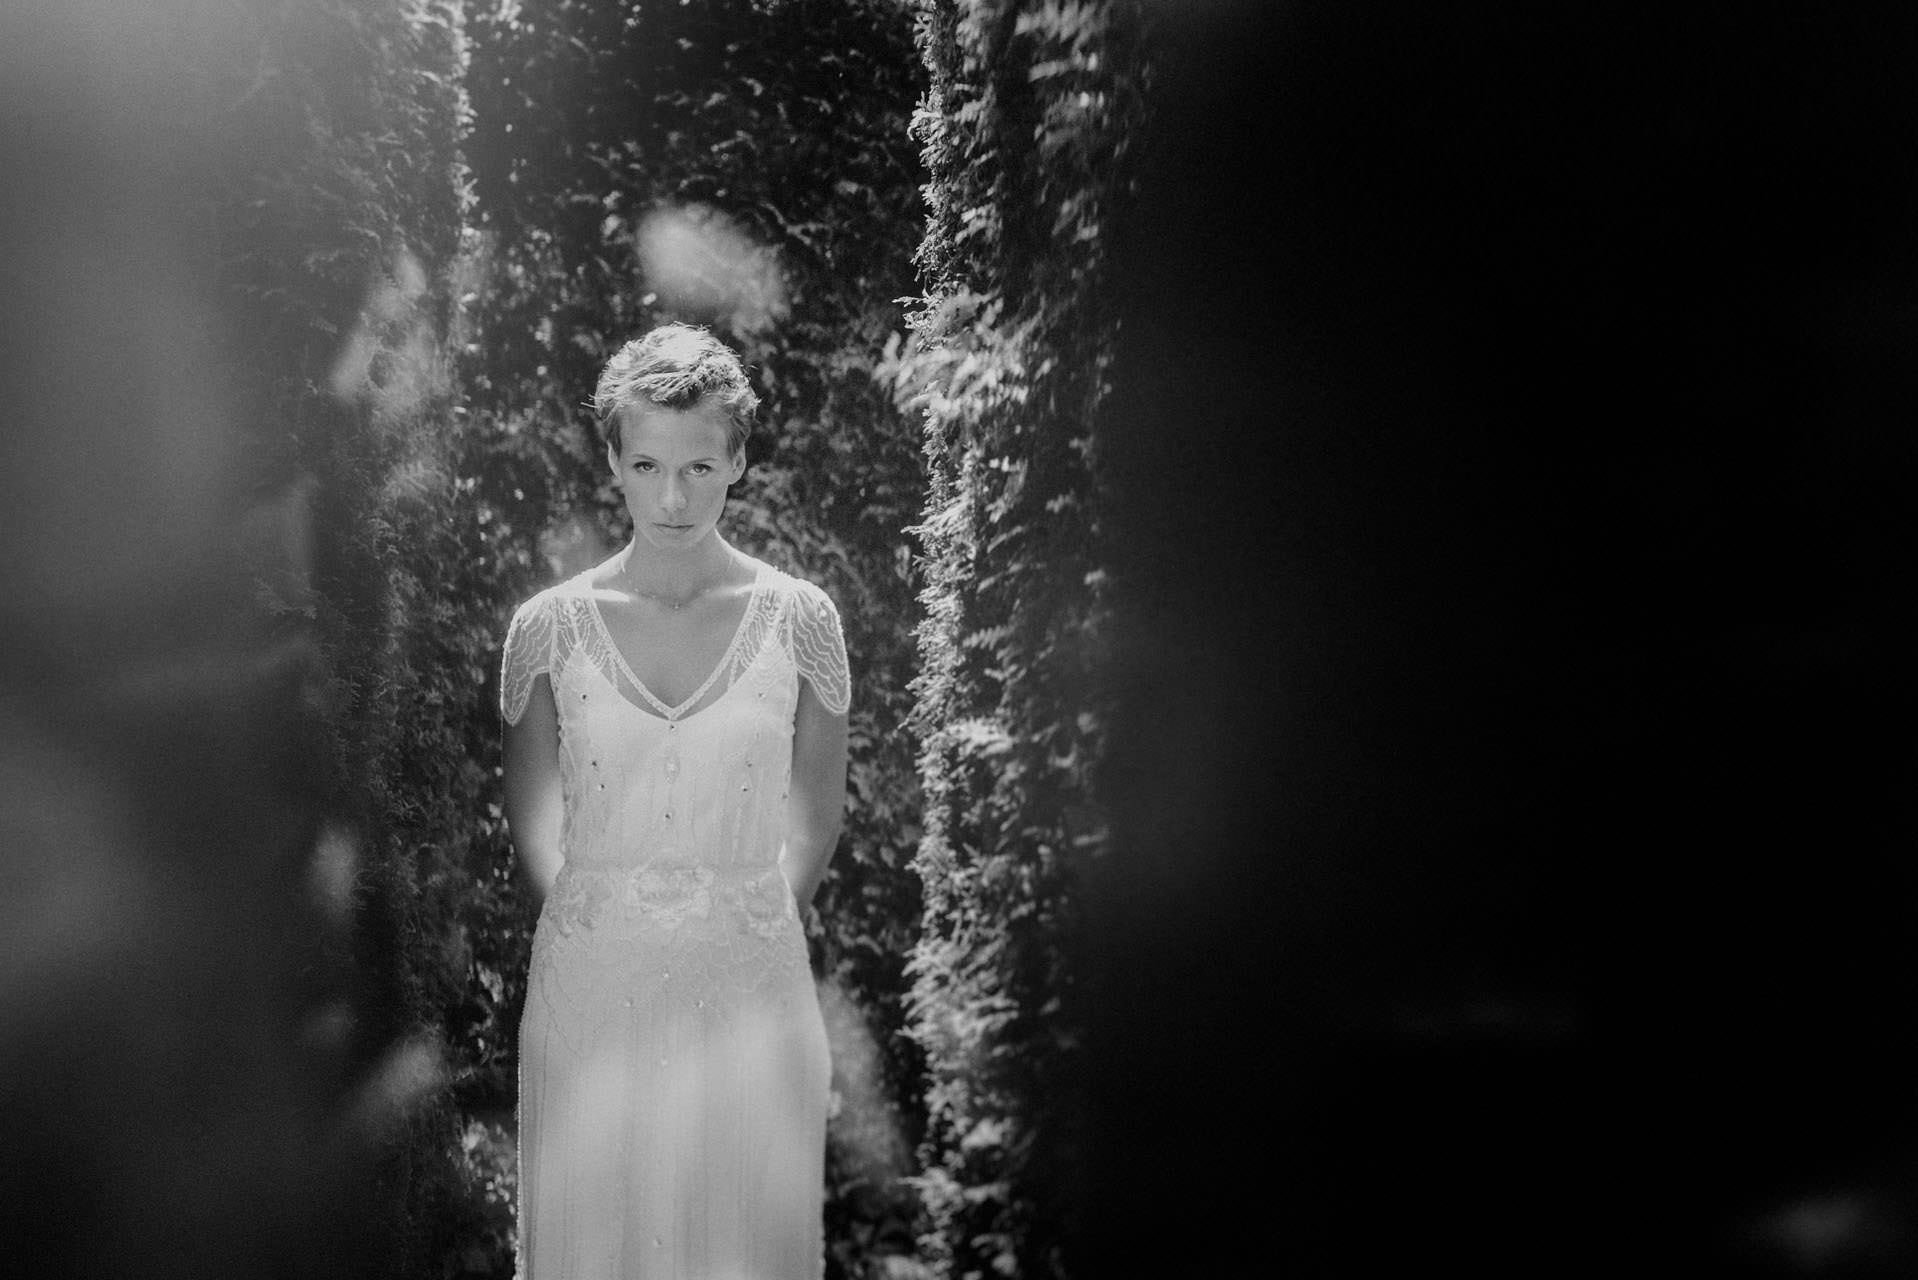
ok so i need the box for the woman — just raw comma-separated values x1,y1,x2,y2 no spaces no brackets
499,324,850,1279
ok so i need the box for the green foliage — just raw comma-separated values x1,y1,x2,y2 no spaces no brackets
893,2,1146,1275
193,2,529,1273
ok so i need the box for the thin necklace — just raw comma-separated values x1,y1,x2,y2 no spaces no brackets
633,582,714,611
623,553,730,611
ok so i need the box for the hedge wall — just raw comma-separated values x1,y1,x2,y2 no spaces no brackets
190,2,494,1274
0,0,477,1275
894,3,1146,1276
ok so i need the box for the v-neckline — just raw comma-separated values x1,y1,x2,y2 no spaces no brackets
586,561,767,722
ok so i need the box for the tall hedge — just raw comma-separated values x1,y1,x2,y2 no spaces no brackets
193,2,491,1274
0,0,474,1275
895,2,1146,1275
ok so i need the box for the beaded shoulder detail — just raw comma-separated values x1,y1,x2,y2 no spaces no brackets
781,574,850,716
499,564,850,724
500,587,559,725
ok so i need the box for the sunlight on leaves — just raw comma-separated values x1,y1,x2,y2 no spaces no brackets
635,203,789,336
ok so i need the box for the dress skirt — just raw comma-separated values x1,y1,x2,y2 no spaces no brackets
517,863,830,1280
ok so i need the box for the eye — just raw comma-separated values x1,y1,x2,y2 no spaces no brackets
630,459,657,473
688,463,713,476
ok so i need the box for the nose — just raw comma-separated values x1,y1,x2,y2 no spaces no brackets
659,475,688,514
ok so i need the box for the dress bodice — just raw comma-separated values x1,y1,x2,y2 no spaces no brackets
500,560,850,884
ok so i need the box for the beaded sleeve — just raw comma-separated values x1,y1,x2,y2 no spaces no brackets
788,579,850,716
500,590,558,725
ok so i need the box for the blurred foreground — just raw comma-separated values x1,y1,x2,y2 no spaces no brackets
1085,2,1918,1274
1,1,434,1274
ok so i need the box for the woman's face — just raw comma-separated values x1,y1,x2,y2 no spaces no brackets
607,398,745,553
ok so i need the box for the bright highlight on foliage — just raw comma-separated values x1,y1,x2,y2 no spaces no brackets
635,204,789,336
347,1035,446,1138
817,976,913,1184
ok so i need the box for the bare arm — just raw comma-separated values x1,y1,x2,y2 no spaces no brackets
503,673,564,904
781,675,849,911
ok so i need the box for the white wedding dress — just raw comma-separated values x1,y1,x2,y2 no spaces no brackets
499,559,848,1280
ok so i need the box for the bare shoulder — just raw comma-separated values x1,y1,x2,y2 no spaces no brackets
574,553,627,599
722,547,770,594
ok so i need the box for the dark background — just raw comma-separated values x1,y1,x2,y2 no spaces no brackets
1089,2,1918,1273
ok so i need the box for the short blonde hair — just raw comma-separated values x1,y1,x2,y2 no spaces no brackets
592,323,758,454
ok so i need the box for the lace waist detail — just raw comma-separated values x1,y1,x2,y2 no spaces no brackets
543,861,796,939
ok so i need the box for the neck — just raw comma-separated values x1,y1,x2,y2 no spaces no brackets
618,532,734,597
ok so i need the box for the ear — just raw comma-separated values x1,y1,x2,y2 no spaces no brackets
606,437,621,478
726,447,747,484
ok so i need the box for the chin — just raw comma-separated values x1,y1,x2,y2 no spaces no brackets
640,522,708,548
